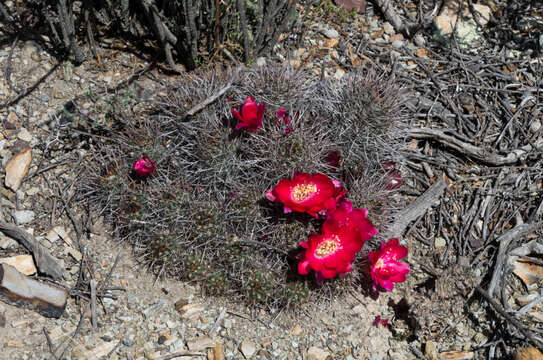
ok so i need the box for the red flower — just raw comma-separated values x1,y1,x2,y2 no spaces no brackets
266,172,346,217
298,226,361,279
133,155,156,178
368,238,410,291
323,200,378,246
325,150,342,169
232,96,265,131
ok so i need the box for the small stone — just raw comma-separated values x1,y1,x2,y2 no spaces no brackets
307,346,331,360
290,324,303,336
425,341,439,360
46,228,60,243
383,22,395,35
334,68,346,80
256,57,267,67
434,237,446,248
187,336,215,351
322,28,339,39
166,320,177,329
0,255,37,275
213,342,226,360
439,350,474,359
17,128,33,143
391,40,404,49
4,148,32,191
240,341,257,359
122,337,135,347
530,120,541,133
12,210,35,225
0,235,18,249
179,303,204,320
158,334,168,345
472,4,491,26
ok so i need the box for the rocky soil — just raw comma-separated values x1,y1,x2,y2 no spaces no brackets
1,1,542,359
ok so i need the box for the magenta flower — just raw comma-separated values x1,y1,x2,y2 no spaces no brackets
368,238,410,291
277,108,291,125
232,96,265,131
133,155,156,178
322,200,378,246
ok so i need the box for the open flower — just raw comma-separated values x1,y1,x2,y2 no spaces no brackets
368,238,410,291
232,96,265,131
298,226,362,279
266,172,346,217
132,155,156,178
323,200,378,245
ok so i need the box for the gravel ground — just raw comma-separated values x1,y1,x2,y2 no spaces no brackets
1,1,539,359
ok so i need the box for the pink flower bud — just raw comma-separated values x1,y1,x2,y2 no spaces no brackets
133,155,156,178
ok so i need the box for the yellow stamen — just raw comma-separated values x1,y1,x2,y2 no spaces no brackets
292,183,317,202
315,238,341,258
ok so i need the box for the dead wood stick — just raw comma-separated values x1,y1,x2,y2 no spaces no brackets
371,0,418,36
208,307,227,337
0,221,63,279
487,222,543,298
155,351,206,360
90,279,98,332
476,286,543,349
383,178,447,239
183,81,233,120
409,128,524,166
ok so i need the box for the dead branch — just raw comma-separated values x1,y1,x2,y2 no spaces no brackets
408,128,525,166
183,81,233,120
487,222,543,298
0,221,63,279
476,285,543,350
383,178,448,239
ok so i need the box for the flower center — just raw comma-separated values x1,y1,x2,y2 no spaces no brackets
315,238,340,258
292,183,317,202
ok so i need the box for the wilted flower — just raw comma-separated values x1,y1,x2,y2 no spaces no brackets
298,226,362,279
232,96,266,131
323,200,378,244
325,150,342,169
382,162,403,190
132,155,156,178
368,238,410,291
372,315,390,328
266,172,346,217
277,108,291,125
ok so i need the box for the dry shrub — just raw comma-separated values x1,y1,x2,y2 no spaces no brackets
78,64,410,307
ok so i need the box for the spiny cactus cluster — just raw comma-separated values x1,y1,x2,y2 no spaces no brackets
78,64,409,307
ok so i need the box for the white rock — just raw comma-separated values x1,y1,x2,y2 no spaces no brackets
307,346,331,360
0,235,18,249
17,128,33,143
187,336,214,351
530,120,541,133
256,57,267,67
391,40,405,49
322,28,339,39
240,341,257,359
46,228,60,243
12,210,35,225
472,4,491,26
4,148,32,191
434,237,446,248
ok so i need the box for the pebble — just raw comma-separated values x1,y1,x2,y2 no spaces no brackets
187,336,214,351
240,341,257,358
530,120,541,133
321,28,339,39
307,346,331,360
122,337,135,347
391,40,405,49
4,148,32,191
434,237,446,248
11,210,35,225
